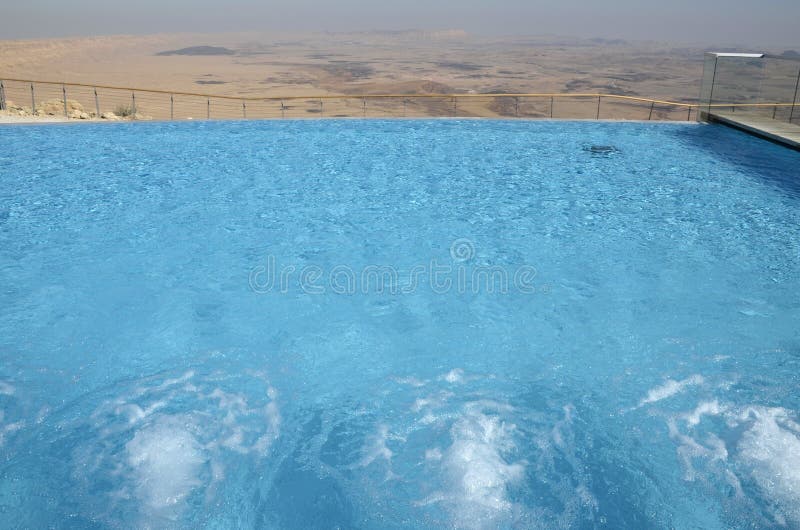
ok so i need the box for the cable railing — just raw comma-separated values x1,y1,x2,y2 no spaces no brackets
0,77,797,122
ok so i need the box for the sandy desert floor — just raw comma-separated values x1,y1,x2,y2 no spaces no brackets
0,31,789,120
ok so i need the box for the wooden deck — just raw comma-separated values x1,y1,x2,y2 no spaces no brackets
707,111,800,150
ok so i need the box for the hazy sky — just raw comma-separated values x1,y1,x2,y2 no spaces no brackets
2,0,798,47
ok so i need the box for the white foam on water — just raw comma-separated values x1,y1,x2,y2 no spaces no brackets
551,404,574,448
65,369,281,526
210,388,248,412
125,416,205,521
419,412,438,425
35,405,50,424
437,403,525,528
737,406,800,526
668,410,728,482
359,424,394,468
343,372,600,528
637,374,704,408
394,376,428,388
425,447,443,461
542,405,599,526
115,401,168,425
132,370,195,398
441,368,465,384
0,384,24,448
411,397,430,413
411,391,453,413
253,388,281,454
653,383,800,526
0,418,24,448
682,400,725,427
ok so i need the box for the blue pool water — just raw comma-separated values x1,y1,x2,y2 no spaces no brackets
1,119,799,528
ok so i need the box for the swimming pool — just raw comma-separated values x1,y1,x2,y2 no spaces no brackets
1,120,799,528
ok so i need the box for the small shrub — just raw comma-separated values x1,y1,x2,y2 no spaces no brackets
114,104,135,117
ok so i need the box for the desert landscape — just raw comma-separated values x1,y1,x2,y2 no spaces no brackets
0,31,793,120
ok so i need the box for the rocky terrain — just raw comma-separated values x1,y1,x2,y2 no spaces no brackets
0,98,151,122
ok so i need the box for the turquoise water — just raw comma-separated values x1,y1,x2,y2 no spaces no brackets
0,120,799,528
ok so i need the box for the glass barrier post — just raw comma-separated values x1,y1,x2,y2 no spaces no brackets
698,53,719,120
790,67,800,124
707,56,718,115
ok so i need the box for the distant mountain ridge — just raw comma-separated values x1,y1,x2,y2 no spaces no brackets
156,46,235,56
323,29,468,41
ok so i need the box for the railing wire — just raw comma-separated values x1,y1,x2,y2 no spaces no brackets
1,77,796,122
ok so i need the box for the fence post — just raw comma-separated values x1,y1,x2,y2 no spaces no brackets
453,97,457,117
648,101,655,120
687,107,692,121
515,97,519,117
362,98,366,118
403,99,407,117
550,96,554,118
596,96,601,120
131,92,136,115
30,83,35,114
280,100,285,119
94,88,100,118
0,80,6,111
207,98,210,120
62,84,68,117
706,55,719,116
242,100,247,119
170,95,174,120
790,67,800,124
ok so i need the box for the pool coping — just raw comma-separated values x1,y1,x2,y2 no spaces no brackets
704,112,800,151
